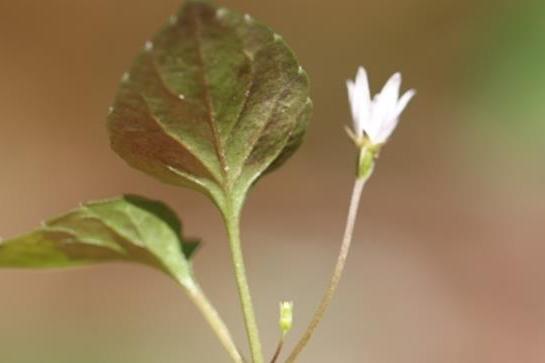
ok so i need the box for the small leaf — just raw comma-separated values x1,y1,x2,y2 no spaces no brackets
108,1,312,212
0,195,199,287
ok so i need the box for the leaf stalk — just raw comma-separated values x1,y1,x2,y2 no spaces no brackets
184,280,245,363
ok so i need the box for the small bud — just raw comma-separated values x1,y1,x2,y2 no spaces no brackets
279,301,294,336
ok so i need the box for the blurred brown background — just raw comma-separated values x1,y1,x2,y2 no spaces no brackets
1,0,544,362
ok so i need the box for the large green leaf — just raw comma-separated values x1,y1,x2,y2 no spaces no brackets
0,195,199,287
108,0,312,213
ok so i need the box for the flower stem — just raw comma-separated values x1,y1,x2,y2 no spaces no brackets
183,280,244,363
285,176,368,362
270,336,285,363
224,203,264,363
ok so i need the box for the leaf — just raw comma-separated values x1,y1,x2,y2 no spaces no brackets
0,195,199,287
108,0,312,212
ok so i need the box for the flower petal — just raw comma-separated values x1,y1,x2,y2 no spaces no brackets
346,67,371,137
375,89,416,143
382,73,403,122
394,89,416,119
354,67,371,133
346,80,360,131
354,67,371,108
381,72,402,105
375,116,400,143
366,95,383,142
366,73,401,142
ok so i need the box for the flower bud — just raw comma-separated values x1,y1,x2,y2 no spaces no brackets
279,301,294,336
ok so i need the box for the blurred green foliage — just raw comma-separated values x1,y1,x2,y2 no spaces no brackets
466,0,545,152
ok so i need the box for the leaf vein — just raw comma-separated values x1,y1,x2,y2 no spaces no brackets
191,7,229,179
137,93,222,184
235,74,305,180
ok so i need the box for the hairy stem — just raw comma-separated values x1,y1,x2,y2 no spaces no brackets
224,203,264,363
285,177,368,362
184,280,244,363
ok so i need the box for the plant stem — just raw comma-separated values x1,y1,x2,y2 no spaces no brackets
224,203,264,363
270,336,285,363
184,280,244,363
285,177,368,362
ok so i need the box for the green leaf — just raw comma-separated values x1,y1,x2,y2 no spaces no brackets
108,1,312,213
0,195,199,287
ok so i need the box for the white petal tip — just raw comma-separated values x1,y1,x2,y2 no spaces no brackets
355,66,369,81
402,89,417,103
387,72,402,87
356,66,368,75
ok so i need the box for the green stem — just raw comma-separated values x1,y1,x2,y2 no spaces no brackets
184,280,244,363
285,177,368,362
223,202,264,363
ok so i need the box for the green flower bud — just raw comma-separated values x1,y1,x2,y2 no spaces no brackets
279,301,294,336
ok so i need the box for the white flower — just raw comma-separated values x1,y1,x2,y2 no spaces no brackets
346,66,416,145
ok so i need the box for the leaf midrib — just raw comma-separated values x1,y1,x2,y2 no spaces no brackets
190,6,229,182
